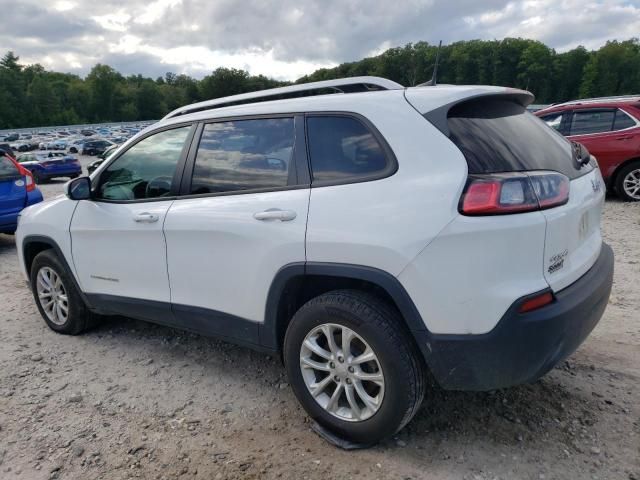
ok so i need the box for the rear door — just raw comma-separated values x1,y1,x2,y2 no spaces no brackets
566,108,640,179
0,156,26,215
163,116,309,340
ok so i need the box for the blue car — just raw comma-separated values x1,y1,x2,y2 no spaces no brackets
16,151,82,184
0,154,43,234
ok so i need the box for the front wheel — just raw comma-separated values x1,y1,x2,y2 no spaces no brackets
616,161,640,201
30,250,97,335
284,290,426,445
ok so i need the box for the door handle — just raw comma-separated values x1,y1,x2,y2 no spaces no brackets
616,136,633,141
253,209,297,222
133,212,159,223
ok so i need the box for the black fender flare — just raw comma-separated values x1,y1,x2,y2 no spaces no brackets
21,234,93,308
259,262,428,351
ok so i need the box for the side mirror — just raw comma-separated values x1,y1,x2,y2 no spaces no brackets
66,176,92,200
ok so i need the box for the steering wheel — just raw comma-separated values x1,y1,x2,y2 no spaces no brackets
102,184,135,201
145,176,173,198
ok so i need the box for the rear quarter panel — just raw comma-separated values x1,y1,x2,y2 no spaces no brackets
305,92,468,276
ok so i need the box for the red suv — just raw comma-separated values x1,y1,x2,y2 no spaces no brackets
535,96,640,201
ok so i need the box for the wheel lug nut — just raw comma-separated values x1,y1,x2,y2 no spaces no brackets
338,356,344,363
329,362,335,368
346,378,352,384
333,375,340,382
348,366,354,373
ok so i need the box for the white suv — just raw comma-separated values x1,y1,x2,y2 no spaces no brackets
16,77,614,444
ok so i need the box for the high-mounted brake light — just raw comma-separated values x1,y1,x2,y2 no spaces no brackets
460,172,569,216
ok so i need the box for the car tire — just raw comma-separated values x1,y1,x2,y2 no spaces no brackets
32,171,45,184
284,290,426,445
30,250,98,335
615,161,640,202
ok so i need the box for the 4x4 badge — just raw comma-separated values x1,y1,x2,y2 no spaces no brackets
548,249,568,274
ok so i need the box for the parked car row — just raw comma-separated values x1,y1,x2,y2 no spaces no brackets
1,122,153,158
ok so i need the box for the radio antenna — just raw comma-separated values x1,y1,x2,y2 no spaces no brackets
418,40,442,87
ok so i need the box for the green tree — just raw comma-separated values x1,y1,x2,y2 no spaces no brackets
86,64,123,121
0,51,21,71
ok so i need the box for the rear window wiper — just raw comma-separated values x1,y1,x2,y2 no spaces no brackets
571,141,591,167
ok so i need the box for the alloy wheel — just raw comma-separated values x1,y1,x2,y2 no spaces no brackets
622,168,640,200
300,323,385,422
36,267,69,326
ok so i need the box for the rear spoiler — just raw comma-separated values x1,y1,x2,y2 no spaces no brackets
418,90,534,137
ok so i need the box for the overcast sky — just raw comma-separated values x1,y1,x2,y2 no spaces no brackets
1,0,639,81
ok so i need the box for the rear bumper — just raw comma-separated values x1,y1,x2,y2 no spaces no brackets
0,209,19,232
418,242,614,391
0,190,43,233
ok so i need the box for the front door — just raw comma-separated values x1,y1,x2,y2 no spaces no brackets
70,125,194,317
163,117,309,344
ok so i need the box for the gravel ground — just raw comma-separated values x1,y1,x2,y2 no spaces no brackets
0,158,639,480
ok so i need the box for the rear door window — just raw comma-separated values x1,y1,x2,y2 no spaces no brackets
0,157,19,179
613,109,636,130
569,109,615,135
539,112,564,132
447,98,588,180
306,116,392,183
189,118,294,195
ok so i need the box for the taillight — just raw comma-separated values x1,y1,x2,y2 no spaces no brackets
17,166,36,192
460,171,569,216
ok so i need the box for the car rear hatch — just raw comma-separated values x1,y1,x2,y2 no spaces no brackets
0,157,27,215
407,89,604,293
538,166,604,291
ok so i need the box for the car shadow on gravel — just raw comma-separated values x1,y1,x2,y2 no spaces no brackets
0,233,17,252
406,374,595,444
87,314,603,456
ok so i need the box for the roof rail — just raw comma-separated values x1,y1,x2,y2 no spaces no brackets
555,94,640,107
163,76,404,119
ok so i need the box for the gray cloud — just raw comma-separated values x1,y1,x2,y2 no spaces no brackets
1,0,639,80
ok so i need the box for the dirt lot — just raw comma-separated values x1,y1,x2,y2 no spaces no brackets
1,159,638,479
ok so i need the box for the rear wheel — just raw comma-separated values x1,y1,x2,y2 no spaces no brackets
32,171,45,184
284,290,425,444
616,161,640,201
30,250,97,335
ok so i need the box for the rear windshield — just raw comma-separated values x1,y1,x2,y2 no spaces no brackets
0,156,19,179
447,98,590,179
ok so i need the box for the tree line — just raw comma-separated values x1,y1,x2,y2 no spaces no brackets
1,38,639,129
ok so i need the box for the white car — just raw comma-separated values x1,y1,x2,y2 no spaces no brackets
15,77,614,444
